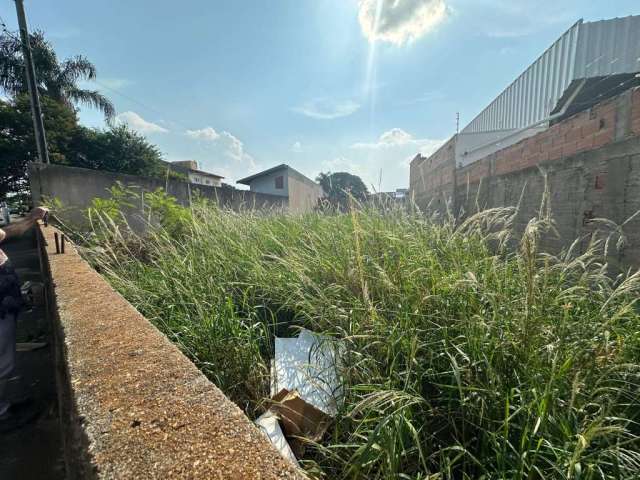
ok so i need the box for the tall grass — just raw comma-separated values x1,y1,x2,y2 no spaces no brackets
80,193,640,480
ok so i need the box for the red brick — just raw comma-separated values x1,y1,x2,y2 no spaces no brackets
523,152,541,168
593,131,613,148
581,120,600,137
576,136,594,152
548,145,563,160
599,112,616,132
495,157,510,175
523,144,538,157
563,140,578,157
534,130,551,145
539,150,550,163
565,127,583,142
552,135,565,147
596,101,616,118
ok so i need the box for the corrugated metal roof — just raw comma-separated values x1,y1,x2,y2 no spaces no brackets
461,15,640,136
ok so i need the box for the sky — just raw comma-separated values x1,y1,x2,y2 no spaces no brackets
1,0,638,191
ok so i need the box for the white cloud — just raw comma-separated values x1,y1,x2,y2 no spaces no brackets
291,141,303,153
358,0,447,46
186,127,220,141
115,111,168,134
321,128,444,190
183,126,258,181
351,127,442,153
219,131,255,168
292,98,361,120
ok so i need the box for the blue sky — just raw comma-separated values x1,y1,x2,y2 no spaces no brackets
1,0,638,190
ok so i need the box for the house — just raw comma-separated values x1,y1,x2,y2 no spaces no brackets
169,160,224,187
237,164,324,212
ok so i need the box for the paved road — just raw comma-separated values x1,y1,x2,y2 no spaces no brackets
0,227,65,479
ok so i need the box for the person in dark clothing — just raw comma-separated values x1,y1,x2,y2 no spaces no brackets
0,207,48,431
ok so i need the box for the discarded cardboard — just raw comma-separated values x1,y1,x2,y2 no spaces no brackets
271,329,342,417
269,388,331,458
254,410,299,467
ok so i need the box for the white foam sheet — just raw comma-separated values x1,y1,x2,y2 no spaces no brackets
255,411,299,466
271,329,341,416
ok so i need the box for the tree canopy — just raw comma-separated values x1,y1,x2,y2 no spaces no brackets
0,30,167,202
0,30,114,120
316,171,369,207
0,95,165,201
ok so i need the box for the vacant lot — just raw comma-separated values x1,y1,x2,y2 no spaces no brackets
81,191,640,479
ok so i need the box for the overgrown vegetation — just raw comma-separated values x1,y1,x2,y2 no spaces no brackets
74,186,640,479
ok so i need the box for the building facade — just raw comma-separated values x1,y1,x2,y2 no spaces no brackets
237,164,324,213
170,160,224,187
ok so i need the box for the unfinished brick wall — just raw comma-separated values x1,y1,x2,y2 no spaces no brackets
489,90,631,177
633,88,640,136
409,136,457,215
411,87,640,270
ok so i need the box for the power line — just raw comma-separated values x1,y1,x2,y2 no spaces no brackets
90,79,192,132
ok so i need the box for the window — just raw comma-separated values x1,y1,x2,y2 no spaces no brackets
275,175,284,189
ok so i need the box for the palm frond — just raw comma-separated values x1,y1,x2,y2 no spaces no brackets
59,55,97,84
65,87,115,120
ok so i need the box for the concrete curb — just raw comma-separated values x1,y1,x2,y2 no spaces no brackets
38,224,305,479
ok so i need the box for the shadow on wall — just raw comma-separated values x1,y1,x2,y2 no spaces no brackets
28,163,288,227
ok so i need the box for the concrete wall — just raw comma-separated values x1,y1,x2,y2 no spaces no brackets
410,87,640,270
287,171,324,213
29,164,287,225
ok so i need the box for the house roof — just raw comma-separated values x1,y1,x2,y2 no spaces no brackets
188,168,225,179
236,164,289,185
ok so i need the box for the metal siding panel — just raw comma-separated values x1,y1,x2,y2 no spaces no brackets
528,61,535,124
460,17,639,136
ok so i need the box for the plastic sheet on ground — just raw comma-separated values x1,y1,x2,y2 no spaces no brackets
271,329,342,417
255,410,299,466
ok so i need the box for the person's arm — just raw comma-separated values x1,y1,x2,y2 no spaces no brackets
0,207,48,243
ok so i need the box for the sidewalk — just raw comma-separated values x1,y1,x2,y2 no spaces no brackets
0,227,65,479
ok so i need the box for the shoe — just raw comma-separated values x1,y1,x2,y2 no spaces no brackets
0,398,40,433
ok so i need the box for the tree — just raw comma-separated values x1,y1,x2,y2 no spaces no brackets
0,96,165,201
316,171,369,207
0,94,80,200
74,125,165,176
0,30,114,120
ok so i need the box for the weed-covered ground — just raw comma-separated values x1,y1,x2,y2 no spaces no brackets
79,191,640,479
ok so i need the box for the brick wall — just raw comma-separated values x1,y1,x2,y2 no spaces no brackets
633,88,640,136
411,87,640,271
409,136,456,215
490,92,626,177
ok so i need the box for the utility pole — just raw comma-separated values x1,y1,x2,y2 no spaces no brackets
14,0,49,163
456,112,460,134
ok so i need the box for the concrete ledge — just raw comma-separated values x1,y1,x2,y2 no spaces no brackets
39,225,304,479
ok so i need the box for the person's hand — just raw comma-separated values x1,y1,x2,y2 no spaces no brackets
30,206,49,221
